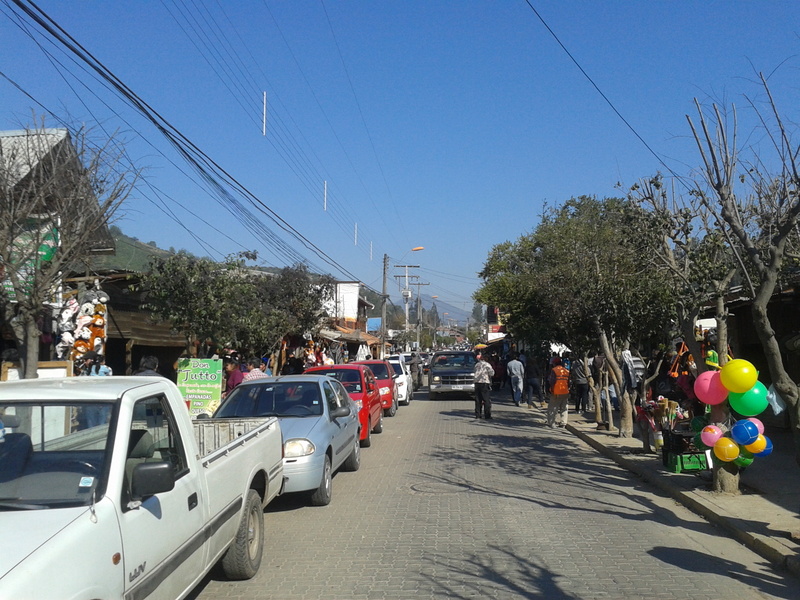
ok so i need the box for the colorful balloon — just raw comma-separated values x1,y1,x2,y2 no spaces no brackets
700,425,723,447
730,419,760,445
748,417,765,435
728,381,769,417
755,436,773,457
733,449,754,468
744,434,767,454
690,415,708,432
713,437,740,462
719,359,758,393
693,370,729,405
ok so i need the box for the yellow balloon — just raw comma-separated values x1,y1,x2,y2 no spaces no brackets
744,434,767,454
719,359,758,393
713,437,740,462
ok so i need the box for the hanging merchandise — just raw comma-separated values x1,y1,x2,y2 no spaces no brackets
57,282,109,370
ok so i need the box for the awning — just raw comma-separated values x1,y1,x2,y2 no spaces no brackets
106,308,186,347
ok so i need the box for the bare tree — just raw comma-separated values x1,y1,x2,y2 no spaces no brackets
687,76,800,468
0,117,137,378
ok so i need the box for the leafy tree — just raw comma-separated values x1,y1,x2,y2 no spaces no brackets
477,196,674,436
142,253,334,356
0,119,136,378
686,78,800,467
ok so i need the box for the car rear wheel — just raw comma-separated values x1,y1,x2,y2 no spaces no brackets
373,413,383,433
221,489,264,579
360,426,371,448
385,398,397,417
310,455,332,506
342,436,361,472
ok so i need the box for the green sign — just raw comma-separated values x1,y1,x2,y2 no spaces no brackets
177,358,223,416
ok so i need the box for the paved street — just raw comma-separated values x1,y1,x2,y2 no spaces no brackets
191,389,796,600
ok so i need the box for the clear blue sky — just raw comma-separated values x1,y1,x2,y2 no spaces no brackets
2,1,799,319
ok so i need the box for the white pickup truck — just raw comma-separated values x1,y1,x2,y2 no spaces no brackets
0,376,284,599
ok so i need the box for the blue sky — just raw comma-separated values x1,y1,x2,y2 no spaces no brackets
2,1,799,320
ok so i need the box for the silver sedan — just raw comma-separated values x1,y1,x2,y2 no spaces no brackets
213,374,361,506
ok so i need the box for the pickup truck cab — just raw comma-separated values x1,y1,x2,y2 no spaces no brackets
0,376,284,600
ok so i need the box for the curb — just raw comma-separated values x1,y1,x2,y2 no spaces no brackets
566,424,800,580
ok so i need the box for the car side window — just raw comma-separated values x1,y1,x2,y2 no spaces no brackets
123,394,188,510
330,380,350,409
323,381,339,413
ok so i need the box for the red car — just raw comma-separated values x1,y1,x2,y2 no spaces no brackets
305,364,384,447
353,359,399,417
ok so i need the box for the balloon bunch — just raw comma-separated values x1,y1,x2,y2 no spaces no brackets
691,359,774,466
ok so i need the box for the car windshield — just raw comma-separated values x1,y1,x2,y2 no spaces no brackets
432,354,476,369
309,369,363,392
215,382,324,418
364,363,390,379
389,362,403,376
0,402,114,510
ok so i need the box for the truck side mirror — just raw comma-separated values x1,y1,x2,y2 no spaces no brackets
131,462,175,501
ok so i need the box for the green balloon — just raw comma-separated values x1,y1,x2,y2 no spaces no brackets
733,448,755,468
728,381,769,417
690,416,708,432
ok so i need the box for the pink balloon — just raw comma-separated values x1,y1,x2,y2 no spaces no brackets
693,371,728,405
747,417,765,435
700,425,724,447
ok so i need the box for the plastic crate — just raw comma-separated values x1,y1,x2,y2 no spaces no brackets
665,451,708,473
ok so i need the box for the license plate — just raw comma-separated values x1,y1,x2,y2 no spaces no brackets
451,385,463,390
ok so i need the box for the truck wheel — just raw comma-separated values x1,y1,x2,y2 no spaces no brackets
221,489,264,580
310,455,332,506
373,413,383,434
342,436,361,472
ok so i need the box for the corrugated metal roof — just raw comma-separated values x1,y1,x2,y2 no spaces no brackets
0,128,69,188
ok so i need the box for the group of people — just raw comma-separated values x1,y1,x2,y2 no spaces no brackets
472,349,596,429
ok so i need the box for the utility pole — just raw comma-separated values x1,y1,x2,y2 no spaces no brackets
393,265,419,332
410,281,430,350
380,254,388,358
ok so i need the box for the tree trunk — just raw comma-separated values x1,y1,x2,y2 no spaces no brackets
752,295,800,466
712,461,741,494
596,327,633,436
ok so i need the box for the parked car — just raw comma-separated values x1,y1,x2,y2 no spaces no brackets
305,364,384,447
0,376,284,599
214,374,361,506
387,355,413,405
353,359,399,417
428,351,477,400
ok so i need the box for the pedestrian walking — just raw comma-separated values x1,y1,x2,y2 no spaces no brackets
571,356,589,413
546,357,570,428
409,352,421,390
223,356,244,398
474,351,494,419
506,352,525,406
524,356,543,408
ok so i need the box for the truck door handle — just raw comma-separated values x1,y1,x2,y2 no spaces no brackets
188,492,198,511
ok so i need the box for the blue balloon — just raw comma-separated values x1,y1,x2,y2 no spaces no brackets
755,436,773,457
731,420,760,446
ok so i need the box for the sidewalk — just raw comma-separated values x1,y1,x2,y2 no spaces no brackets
558,408,800,578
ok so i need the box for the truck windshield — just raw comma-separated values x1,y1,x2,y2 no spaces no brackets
216,382,324,418
0,402,114,510
432,355,476,369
